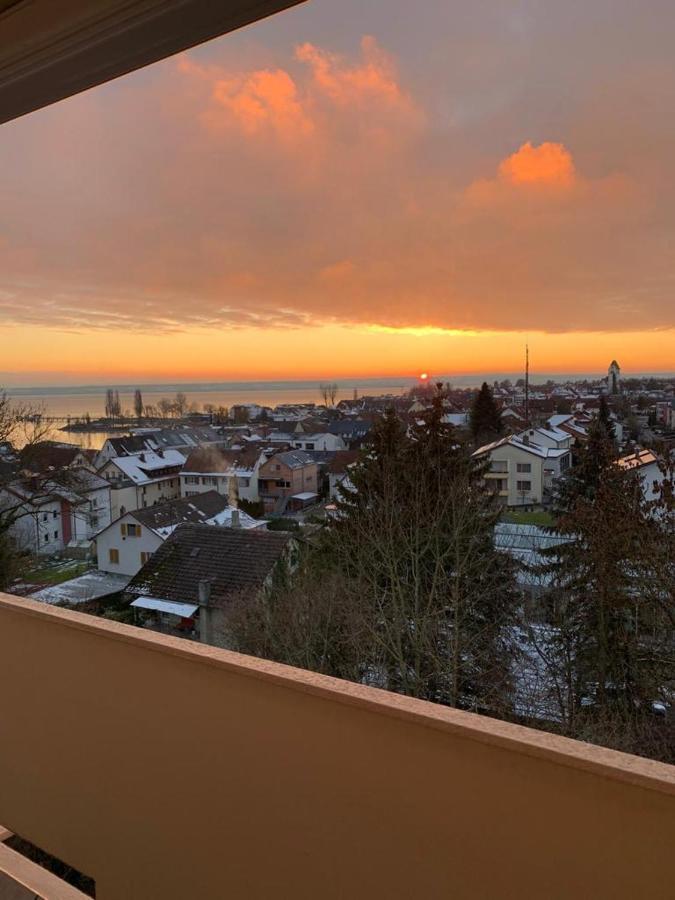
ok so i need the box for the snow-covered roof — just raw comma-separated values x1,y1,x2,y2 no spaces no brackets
473,435,568,460
106,449,186,484
617,449,658,471
548,414,574,428
30,571,129,605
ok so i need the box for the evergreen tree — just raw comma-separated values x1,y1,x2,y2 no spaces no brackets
597,395,616,443
469,382,503,446
332,394,518,711
134,389,144,420
540,421,673,758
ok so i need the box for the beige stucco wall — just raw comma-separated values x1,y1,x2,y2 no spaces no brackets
485,443,546,505
0,594,673,900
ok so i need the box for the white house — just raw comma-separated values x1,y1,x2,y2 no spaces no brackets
0,482,66,555
98,449,185,510
180,447,263,504
473,435,571,507
517,427,572,451
0,468,111,555
326,451,359,500
95,491,265,577
617,449,665,503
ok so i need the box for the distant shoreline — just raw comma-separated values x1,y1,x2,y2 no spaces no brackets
5,371,674,396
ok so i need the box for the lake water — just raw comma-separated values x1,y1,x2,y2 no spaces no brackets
7,379,414,449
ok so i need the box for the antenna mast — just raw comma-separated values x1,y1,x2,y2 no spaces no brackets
524,343,530,426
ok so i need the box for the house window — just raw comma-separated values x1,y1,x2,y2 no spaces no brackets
185,475,199,485
43,533,48,543
54,531,58,539
516,463,532,473
516,480,532,492
490,461,508,473
42,513,48,522
122,523,141,537
109,548,119,564
53,510,58,519
305,443,315,450
140,551,151,564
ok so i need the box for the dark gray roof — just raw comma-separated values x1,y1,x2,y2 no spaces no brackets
105,426,224,456
130,491,230,532
268,450,315,469
327,420,373,437
125,523,293,607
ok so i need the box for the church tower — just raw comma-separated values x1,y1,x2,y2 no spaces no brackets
608,360,621,394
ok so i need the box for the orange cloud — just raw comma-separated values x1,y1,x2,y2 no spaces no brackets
295,36,413,112
0,33,670,348
211,69,313,139
499,141,576,187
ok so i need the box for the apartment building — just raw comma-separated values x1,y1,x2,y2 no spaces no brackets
95,491,263,577
258,450,319,512
98,449,184,509
473,435,571,506
180,447,263,504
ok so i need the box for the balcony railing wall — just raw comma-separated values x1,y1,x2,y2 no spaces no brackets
0,593,673,899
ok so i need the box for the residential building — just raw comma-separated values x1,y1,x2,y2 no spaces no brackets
19,440,95,473
617,448,665,503
95,491,264,577
124,523,296,645
98,449,184,509
473,435,571,506
65,468,113,544
291,432,346,452
0,480,67,555
0,469,111,555
517,427,572,451
180,447,263,503
94,425,224,467
258,450,319,513
326,419,373,447
327,450,359,500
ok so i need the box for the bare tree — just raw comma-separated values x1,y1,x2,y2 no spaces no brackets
157,398,173,420
319,383,338,407
174,392,188,419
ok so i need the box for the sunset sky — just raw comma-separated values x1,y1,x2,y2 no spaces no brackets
1,0,674,386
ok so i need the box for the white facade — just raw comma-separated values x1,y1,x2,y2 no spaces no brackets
475,436,571,507
291,433,346,452
95,515,164,577
617,450,664,503
98,450,184,510
96,505,264,577
517,428,572,451
0,490,65,555
180,454,263,504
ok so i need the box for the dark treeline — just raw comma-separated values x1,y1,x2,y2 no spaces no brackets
228,390,675,762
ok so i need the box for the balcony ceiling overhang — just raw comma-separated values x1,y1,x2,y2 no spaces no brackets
0,0,305,125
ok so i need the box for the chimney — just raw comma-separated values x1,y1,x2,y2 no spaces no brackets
198,580,212,645
231,508,241,528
